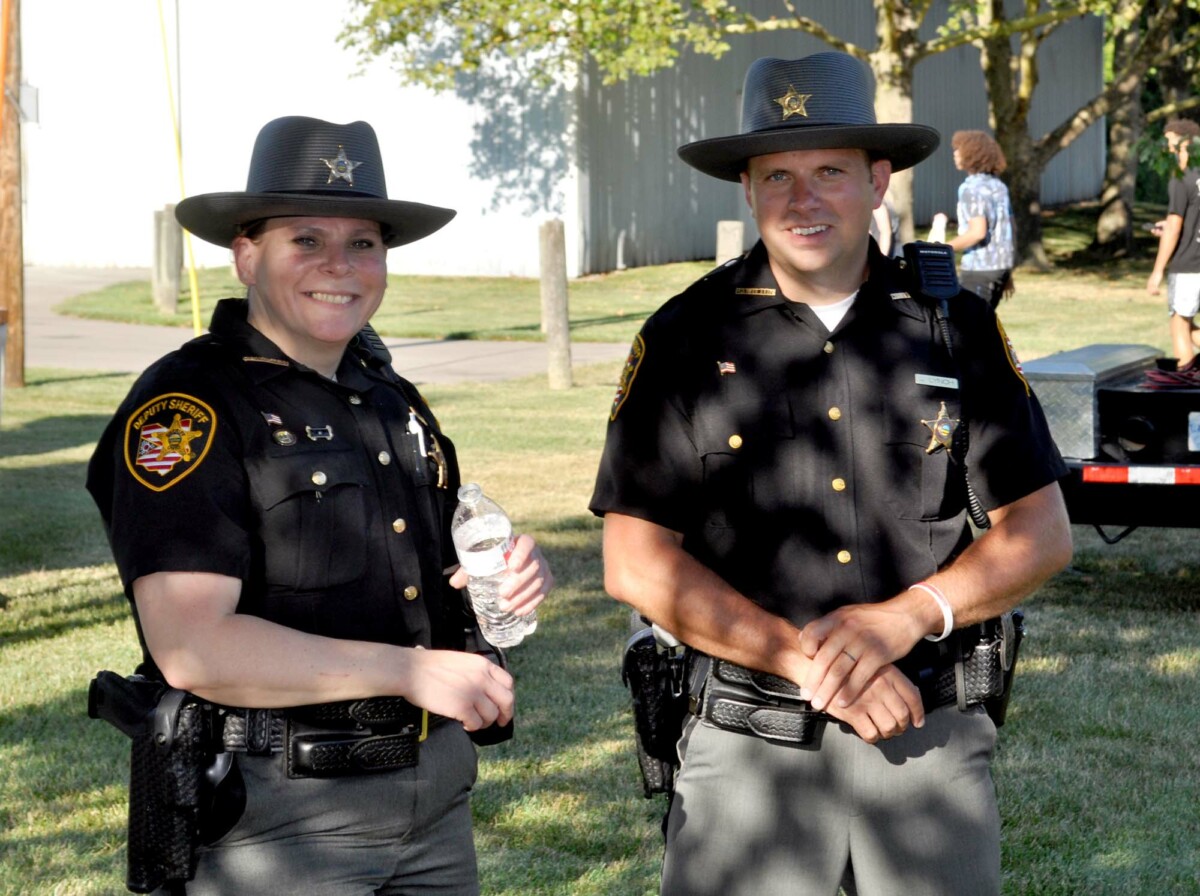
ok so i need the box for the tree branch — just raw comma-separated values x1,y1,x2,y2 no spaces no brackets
917,4,1098,59
1147,96,1200,125
1030,1,1192,166
721,13,862,58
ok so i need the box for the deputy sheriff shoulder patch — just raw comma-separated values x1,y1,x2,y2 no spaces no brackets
611,333,646,421
123,393,217,492
995,317,1031,396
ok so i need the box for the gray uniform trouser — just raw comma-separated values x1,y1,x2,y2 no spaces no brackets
170,720,480,896
661,706,1001,896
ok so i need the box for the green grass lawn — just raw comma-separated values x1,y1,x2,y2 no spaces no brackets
54,261,713,345
3,203,1198,895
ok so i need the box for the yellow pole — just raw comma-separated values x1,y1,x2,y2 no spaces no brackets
156,0,203,336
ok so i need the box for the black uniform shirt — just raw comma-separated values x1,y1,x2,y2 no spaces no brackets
590,242,1067,627
87,299,470,661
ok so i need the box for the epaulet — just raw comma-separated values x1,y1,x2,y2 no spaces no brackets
697,251,747,284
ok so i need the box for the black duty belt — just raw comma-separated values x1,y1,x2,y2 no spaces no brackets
219,697,435,778
697,620,1016,746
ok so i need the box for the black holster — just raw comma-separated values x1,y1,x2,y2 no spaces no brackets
621,626,691,797
88,671,232,894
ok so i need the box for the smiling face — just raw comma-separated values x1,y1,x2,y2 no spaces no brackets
233,216,388,376
741,147,890,304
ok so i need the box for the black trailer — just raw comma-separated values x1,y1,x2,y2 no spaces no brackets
1023,344,1200,543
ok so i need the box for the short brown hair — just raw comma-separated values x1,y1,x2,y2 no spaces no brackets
1164,119,1200,140
951,130,1006,176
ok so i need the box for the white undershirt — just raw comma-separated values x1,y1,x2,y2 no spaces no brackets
806,291,858,331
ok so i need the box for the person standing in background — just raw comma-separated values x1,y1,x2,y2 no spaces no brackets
942,130,1015,310
869,188,902,257
1146,118,1200,372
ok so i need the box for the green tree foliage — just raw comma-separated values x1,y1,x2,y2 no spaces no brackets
342,1,1197,264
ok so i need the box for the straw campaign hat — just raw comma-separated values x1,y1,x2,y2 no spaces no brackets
175,116,455,248
678,52,940,182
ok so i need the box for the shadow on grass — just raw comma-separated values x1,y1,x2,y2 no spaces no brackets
0,413,112,455
0,587,128,648
0,686,130,887
24,371,136,389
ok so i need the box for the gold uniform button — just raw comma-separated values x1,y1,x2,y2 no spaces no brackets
728,434,743,450
403,585,419,601
832,478,847,492
392,518,407,534
311,471,327,486
348,395,363,405
828,407,842,421
837,550,852,564
823,341,835,354
378,451,392,466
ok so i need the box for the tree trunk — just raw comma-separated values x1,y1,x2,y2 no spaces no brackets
1006,148,1051,270
1093,19,1144,255
873,67,917,242
977,0,1051,270
871,1,921,242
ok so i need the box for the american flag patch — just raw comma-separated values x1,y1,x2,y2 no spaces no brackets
262,412,283,426
717,360,737,375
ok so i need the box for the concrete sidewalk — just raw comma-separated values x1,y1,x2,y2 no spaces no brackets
21,266,630,384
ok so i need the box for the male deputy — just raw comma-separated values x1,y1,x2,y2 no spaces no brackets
590,52,1072,896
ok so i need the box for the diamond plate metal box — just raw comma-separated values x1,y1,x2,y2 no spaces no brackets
1022,344,1162,460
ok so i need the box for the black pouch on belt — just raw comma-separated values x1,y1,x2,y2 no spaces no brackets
906,610,1026,725
621,626,690,796
962,609,1025,726
699,659,827,746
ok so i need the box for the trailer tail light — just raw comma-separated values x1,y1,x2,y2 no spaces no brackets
1081,465,1200,485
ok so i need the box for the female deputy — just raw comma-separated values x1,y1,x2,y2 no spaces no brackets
943,129,1016,310
87,116,553,895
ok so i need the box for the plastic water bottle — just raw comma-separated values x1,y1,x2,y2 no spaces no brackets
451,483,537,648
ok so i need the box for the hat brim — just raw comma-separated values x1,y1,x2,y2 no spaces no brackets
175,193,457,249
678,123,941,181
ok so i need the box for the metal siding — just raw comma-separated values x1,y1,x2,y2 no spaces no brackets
580,1,1105,273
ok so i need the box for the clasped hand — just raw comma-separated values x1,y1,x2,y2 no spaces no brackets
796,602,927,743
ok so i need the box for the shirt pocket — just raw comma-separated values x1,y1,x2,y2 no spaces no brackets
693,393,797,533
248,445,369,590
883,399,961,521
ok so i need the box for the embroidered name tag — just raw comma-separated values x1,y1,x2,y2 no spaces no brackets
916,373,958,390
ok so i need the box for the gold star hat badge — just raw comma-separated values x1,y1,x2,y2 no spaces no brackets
676,52,941,182
321,145,362,186
174,117,456,249
774,85,812,120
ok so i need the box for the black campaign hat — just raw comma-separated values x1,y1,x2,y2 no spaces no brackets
175,116,456,248
678,52,940,182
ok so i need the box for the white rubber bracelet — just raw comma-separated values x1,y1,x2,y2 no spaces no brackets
910,582,954,642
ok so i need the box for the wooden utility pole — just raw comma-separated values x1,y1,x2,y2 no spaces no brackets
539,219,572,390
0,0,23,389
